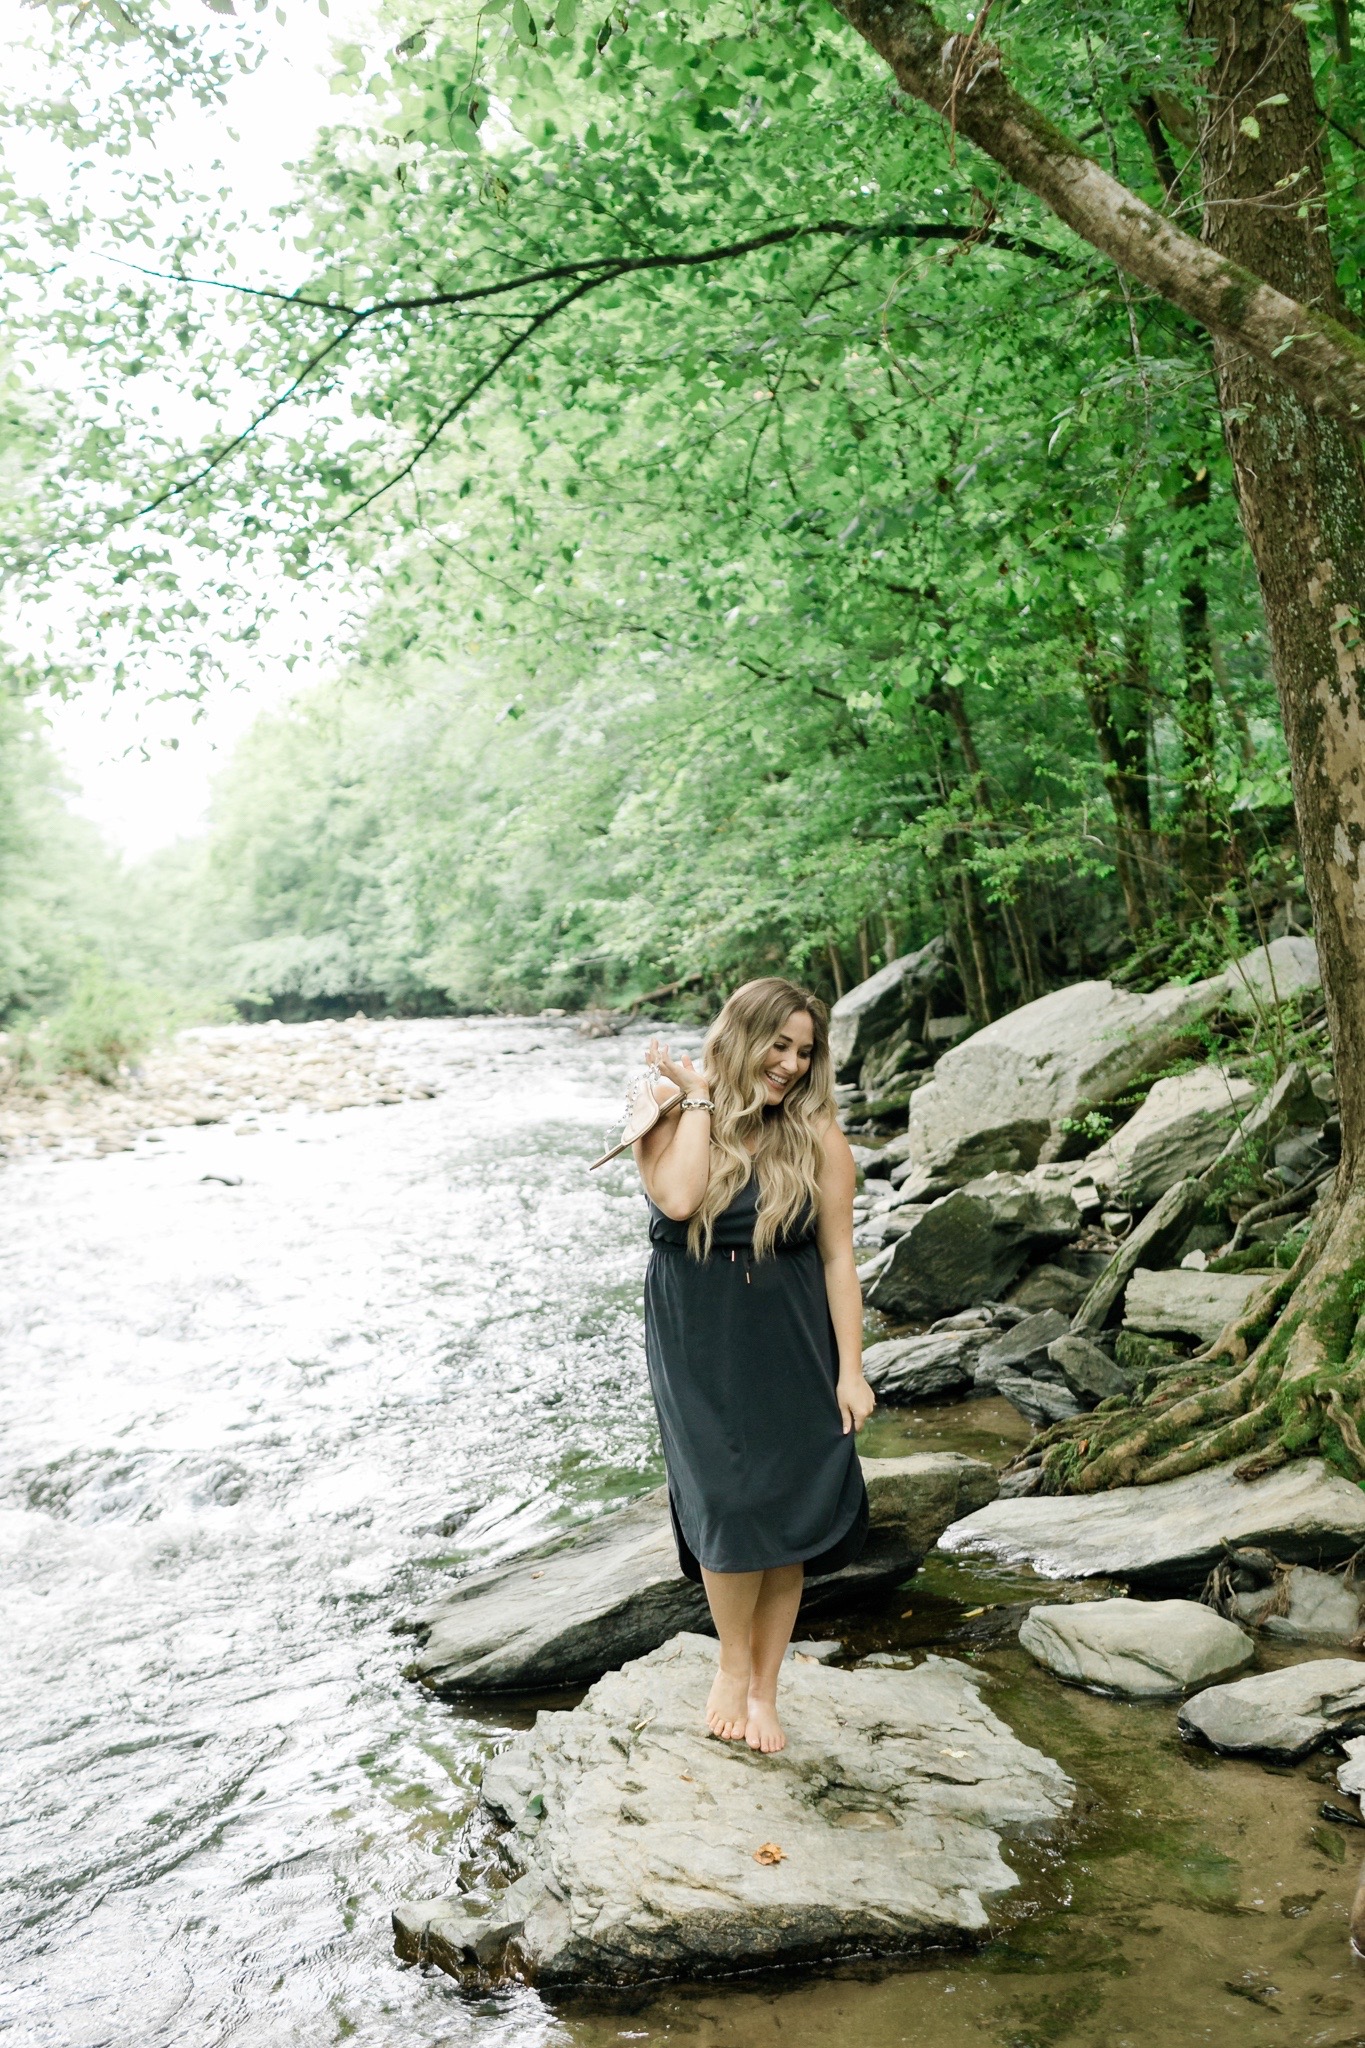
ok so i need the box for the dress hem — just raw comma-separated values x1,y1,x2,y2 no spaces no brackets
668,1481,868,1585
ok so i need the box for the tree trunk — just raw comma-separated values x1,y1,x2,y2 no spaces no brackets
830,0,1365,425
1193,0,1365,1184
1175,471,1222,917
1077,608,1154,933
1003,3,1365,1495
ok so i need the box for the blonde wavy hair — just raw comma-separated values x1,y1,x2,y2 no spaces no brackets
687,977,836,1260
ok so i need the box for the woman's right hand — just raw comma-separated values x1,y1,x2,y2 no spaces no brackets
647,1037,710,1102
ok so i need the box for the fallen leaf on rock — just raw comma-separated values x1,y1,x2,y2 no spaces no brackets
1311,1823,1347,1864
939,1748,968,1760
900,1606,914,1618
962,1607,985,1618
753,1842,786,1865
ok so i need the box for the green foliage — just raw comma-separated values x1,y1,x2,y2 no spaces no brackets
9,0,1365,1011
31,962,159,1084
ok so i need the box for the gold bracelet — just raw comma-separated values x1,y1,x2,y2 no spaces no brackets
678,1096,713,1111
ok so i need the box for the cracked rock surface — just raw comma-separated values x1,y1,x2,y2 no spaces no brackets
394,1631,1073,1987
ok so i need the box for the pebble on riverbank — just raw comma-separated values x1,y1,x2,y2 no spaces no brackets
0,1017,438,1160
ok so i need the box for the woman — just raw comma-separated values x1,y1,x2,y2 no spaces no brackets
633,977,875,1756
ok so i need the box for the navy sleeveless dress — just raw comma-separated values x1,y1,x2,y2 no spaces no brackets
643,1176,868,1581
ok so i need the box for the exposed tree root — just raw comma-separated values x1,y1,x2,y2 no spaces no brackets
1011,1177,1365,1493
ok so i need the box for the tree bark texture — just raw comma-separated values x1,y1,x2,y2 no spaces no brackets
830,0,1365,427
1192,0,1365,1183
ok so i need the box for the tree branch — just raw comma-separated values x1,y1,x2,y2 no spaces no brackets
108,216,1072,320
828,0,1365,428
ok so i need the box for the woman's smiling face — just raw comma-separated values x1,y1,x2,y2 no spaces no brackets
761,1008,815,1106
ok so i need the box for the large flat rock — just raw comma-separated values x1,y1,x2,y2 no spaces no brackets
1084,1066,1254,1209
1178,1657,1365,1759
1123,1266,1268,1345
906,977,1225,1183
1019,1597,1252,1698
408,1453,997,1694
939,1457,1365,1589
393,1632,1074,1986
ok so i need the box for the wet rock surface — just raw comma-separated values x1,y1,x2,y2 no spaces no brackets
1234,1566,1363,1642
393,1632,1075,1987
407,1454,998,1694
1019,1597,1253,1698
1178,1658,1365,1759
939,1457,1365,1588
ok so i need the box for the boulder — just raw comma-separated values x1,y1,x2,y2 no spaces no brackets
1233,1565,1363,1641
408,1453,998,1694
1019,1597,1253,1698
1007,1263,1090,1315
1084,1066,1255,1209
862,1334,977,1403
906,976,1226,1183
866,1172,1078,1322
1046,1332,1132,1407
974,1310,1071,1386
1211,1060,1320,1169
393,1633,1074,1987
1337,1735,1365,1798
1178,1658,1365,1760
829,938,949,1076
1123,1267,1269,1346
1221,936,1322,1017
994,1375,1084,1427
939,1456,1365,1589
1071,1177,1209,1333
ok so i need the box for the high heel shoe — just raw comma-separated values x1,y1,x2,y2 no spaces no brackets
588,1067,682,1169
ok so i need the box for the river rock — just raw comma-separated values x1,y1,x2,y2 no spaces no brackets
974,1310,1071,1385
905,976,1226,1184
408,1453,997,1693
994,1375,1084,1426
939,1456,1365,1589
1071,1176,1210,1332
829,938,949,1076
1211,1060,1320,1173
1234,1566,1363,1641
392,1633,1074,1987
866,1173,1078,1322
862,1334,976,1402
1007,1263,1090,1315
1019,1597,1253,1697
1337,1735,1365,1798
1178,1657,1365,1759
1046,1332,1132,1406
1123,1267,1268,1345
1222,936,1322,1017
1084,1066,1255,1209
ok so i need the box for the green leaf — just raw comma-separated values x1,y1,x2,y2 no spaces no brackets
1238,115,1261,138
512,0,539,46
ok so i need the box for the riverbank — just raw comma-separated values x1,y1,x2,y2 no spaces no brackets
0,1015,439,1160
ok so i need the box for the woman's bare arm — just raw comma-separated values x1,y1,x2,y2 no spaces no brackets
816,1119,875,1435
633,1039,712,1218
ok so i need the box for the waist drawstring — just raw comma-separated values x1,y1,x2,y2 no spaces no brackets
729,1248,751,1284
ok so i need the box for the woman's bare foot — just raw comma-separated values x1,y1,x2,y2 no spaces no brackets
745,1695,786,1754
706,1664,751,1740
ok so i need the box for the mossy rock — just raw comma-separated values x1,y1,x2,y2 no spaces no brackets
1114,1330,1188,1377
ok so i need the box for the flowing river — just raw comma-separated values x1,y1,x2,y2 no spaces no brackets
3,1019,1359,2048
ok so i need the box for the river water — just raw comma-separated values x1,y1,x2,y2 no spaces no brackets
2,1020,1361,2048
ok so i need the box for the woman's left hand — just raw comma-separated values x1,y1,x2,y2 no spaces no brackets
837,1371,876,1436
